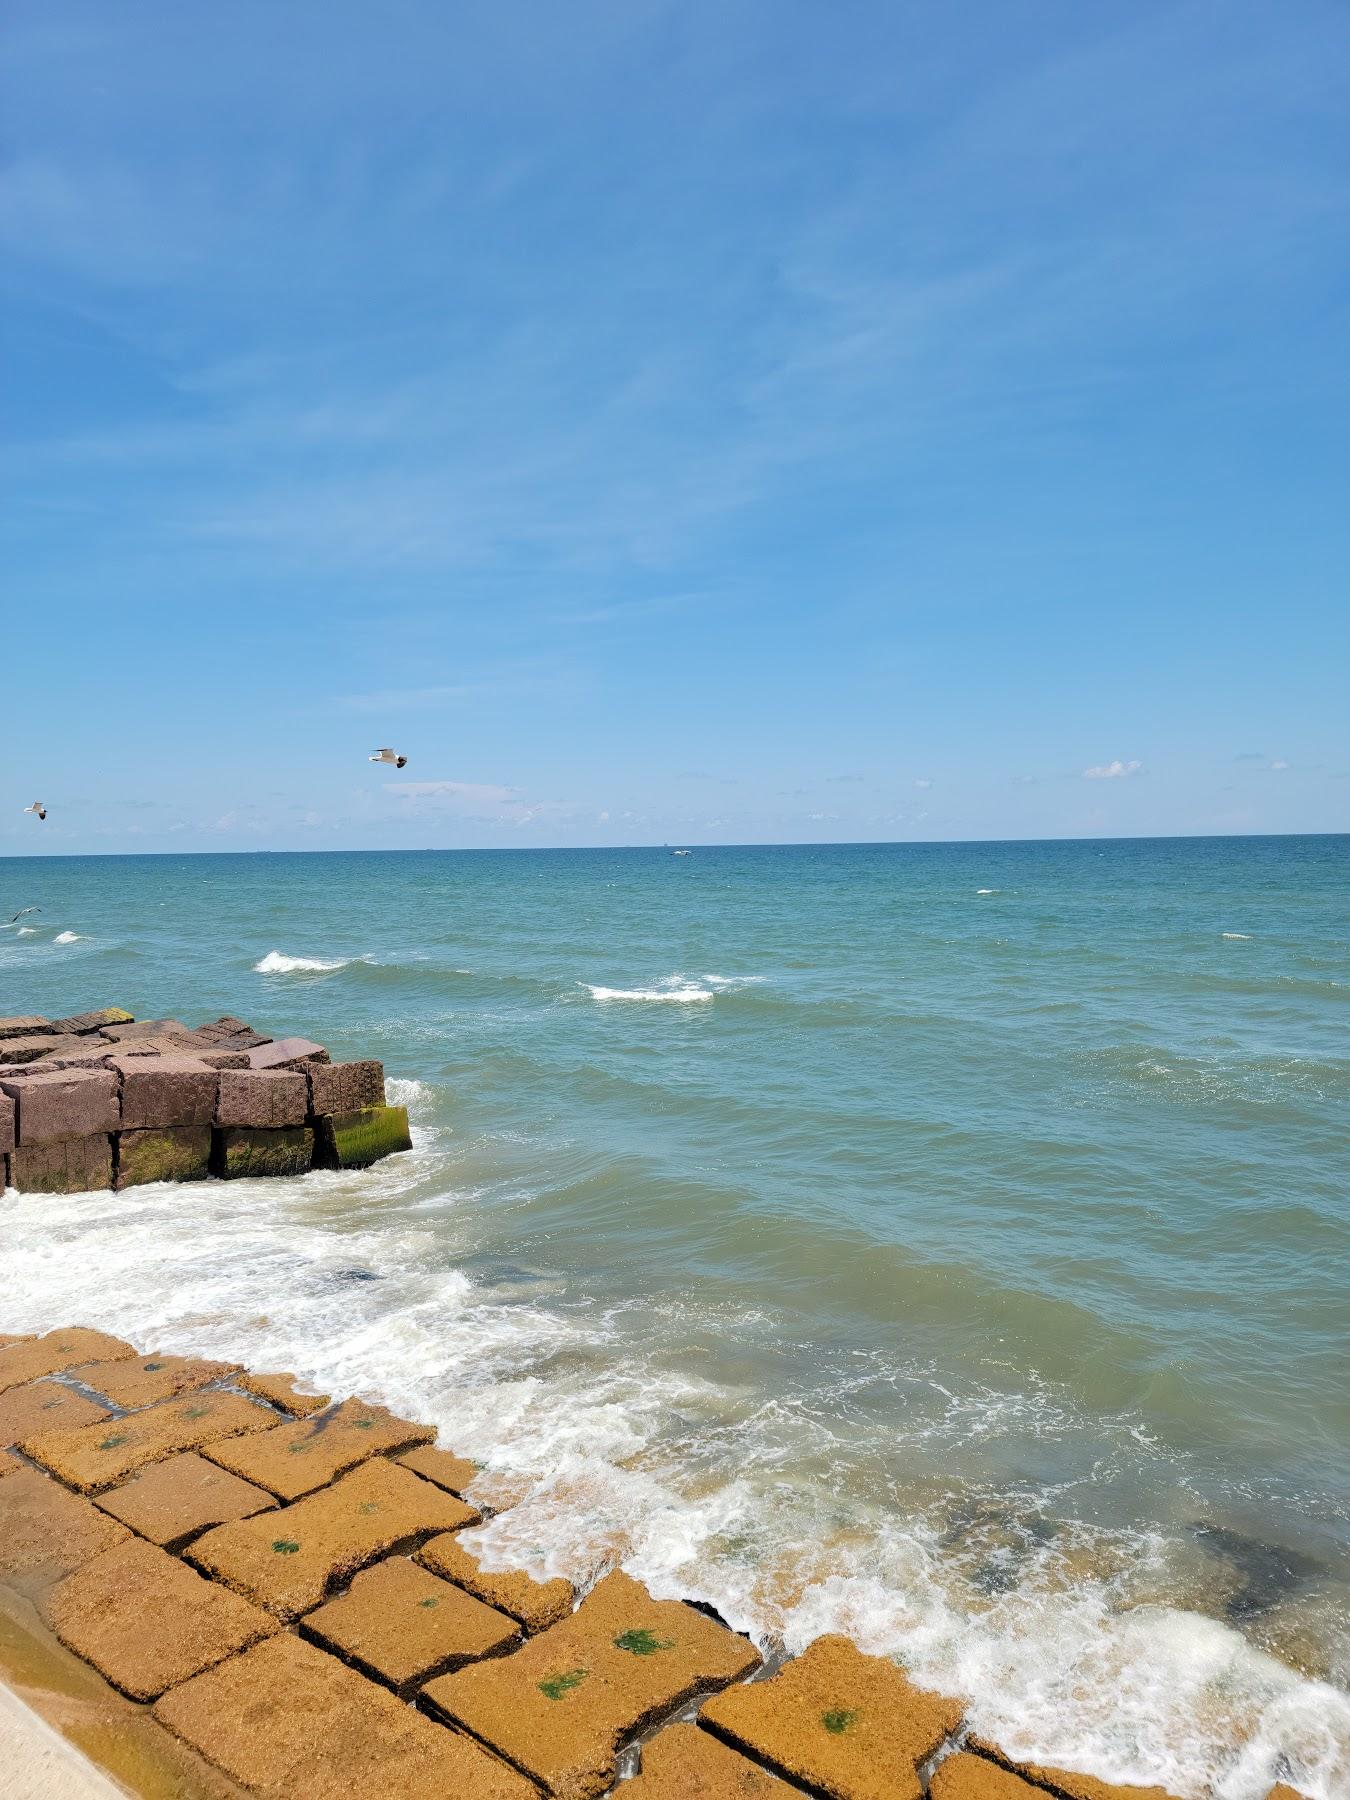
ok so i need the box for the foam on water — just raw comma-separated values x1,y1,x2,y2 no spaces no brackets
583,971,763,1003
3,1078,1344,1800
53,930,82,943
1224,933,1253,940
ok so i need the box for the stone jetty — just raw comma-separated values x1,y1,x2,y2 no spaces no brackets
0,1328,1305,1798
0,1008,410,1194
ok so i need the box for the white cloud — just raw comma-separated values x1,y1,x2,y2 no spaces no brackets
913,778,932,789
386,779,519,804
1269,759,1290,771
1083,759,1143,780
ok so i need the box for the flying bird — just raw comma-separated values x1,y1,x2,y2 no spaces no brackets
369,749,408,769
8,907,40,923
24,802,46,821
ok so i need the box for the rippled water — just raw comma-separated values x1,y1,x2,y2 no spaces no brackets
3,838,1347,1798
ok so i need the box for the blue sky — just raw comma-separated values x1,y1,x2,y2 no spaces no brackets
3,1,1348,852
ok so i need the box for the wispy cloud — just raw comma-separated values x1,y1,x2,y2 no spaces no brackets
1083,759,1143,780
386,779,519,806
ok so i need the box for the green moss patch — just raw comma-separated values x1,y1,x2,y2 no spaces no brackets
538,1668,588,1700
822,1707,859,1735
272,1539,301,1555
613,1627,675,1655
313,1105,412,1171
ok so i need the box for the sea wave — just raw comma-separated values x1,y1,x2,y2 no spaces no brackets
583,972,764,1004
253,949,368,974
1223,933,1252,940
54,930,82,943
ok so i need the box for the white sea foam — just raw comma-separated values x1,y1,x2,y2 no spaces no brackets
585,976,715,1003
1223,933,1252,941
583,972,762,1004
253,949,363,974
977,888,998,894
54,930,82,943
17,926,37,936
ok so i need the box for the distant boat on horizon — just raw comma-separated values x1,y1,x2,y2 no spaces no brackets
671,848,693,856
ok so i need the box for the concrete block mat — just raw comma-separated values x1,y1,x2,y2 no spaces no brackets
418,1531,575,1634
22,1390,277,1492
47,1536,279,1701
154,1633,536,1799
94,1450,276,1547
0,1378,110,1449
627,1722,797,1796
71,1353,240,1409
236,1370,331,1416
304,1554,519,1692
699,1633,963,1800
203,1395,433,1500
188,1455,477,1620
0,1467,131,1589
0,1329,136,1395
396,1442,480,1497
422,1568,760,1800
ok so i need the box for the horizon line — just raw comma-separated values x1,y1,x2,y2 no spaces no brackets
2,827,1347,863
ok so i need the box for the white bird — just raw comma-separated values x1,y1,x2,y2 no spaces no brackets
369,748,408,769
24,802,46,821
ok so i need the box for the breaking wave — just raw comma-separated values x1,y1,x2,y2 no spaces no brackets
583,973,764,1004
253,950,367,974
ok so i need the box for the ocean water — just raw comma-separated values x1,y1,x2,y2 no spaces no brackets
2,837,1347,1798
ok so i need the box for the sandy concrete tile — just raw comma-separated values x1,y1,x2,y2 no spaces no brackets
932,1753,1049,1800
0,1332,36,1346
965,1741,1186,1800
189,1455,477,1619
700,1634,963,1800
304,1554,519,1692
48,1535,279,1701
396,1441,479,1496
202,1395,433,1499
22,1390,276,1492
423,1568,760,1799
155,1629,535,1799
0,1466,131,1588
418,1532,575,1632
95,1450,276,1546
70,1353,239,1409
0,1378,110,1448
1008,1761,1184,1800
236,1370,331,1415
0,1327,135,1394
627,1722,796,1795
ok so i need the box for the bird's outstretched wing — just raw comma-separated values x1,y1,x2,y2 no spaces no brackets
8,907,39,922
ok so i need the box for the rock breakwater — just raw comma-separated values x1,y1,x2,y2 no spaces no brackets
0,1009,410,1195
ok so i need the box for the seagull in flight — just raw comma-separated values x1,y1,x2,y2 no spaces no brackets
24,802,46,821
7,907,40,923
369,748,408,769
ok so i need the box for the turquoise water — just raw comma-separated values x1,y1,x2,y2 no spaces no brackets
3,837,1348,1797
